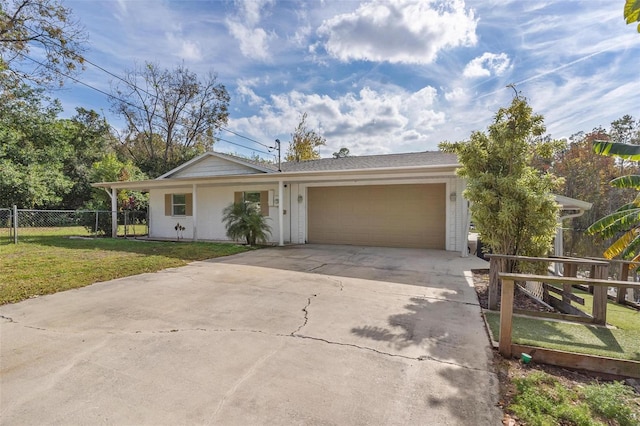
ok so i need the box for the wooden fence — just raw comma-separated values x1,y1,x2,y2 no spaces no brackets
487,254,610,324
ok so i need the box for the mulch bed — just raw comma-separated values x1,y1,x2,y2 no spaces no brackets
472,269,554,312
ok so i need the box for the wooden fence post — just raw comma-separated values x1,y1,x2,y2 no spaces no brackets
563,262,577,305
499,278,515,358
489,257,501,310
592,264,608,325
617,262,629,304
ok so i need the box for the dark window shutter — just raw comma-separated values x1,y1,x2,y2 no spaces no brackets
165,194,172,216
260,191,269,216
234,192,242,204
185,193,193,216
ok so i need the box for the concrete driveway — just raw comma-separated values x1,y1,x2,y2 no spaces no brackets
0,245,501,425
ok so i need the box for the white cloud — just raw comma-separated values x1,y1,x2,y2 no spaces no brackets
463,52,510,78
317,0,477,64
164,33,203,61
226,0,275,60
229,85,446,155
444,87,467,102
236,78,265,106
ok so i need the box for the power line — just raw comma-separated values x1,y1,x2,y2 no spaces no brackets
17,29,276,150
16,52,273,157
216,136,273,156
219,127,272,149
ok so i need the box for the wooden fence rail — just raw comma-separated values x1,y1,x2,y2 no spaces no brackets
586,257,640,307
487,255,609,323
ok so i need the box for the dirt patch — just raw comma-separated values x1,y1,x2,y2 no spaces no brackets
472,269,554,312
471,269,640,425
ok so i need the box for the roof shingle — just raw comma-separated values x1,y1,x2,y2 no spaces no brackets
279,151,458,172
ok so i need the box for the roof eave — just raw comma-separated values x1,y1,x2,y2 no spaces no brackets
92,163,460,191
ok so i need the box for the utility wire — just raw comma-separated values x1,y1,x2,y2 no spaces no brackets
17,29,275,150
17,51,274,158
219,127,272,148
216,137,273,156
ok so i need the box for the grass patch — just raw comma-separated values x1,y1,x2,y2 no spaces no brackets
572,288,640,332
0,236,251,305
508,371,640,425
0,225,149,239
484,312,640,361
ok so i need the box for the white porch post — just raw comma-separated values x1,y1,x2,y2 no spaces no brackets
192,183,198,241
110,187,117,238
278,180,284,246
462,200,470,257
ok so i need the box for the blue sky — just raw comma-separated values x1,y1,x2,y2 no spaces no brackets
50,0,640,160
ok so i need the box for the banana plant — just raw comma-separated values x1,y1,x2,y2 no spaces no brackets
587,141,640,262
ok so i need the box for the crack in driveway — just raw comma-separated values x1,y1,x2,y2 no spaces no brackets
0,314,15,322
307,263,327,272
2,320,492,373
291,294,317,335
291,333,492,373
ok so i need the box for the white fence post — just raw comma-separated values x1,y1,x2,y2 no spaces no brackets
12,205,17,244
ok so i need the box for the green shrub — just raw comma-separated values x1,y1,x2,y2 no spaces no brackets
581,381,639,426
508,371,639,426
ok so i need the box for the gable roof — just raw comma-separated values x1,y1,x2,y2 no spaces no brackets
157,151,277,179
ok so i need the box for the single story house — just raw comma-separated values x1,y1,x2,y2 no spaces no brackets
94,151,470,254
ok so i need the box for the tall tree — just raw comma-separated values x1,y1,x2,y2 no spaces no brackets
285,112,326,162
0,84,70,208
439,96,562,266
60,108,114,209
0,0,86,88
551,129,632,257
0,84,112,209
110,62,230,177
333,147,350,158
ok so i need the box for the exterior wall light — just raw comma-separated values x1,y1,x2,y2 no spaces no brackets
298,195,304,203
450,192,457,202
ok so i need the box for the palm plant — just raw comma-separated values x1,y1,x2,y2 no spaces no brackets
586,141,640,261
222,201,272,246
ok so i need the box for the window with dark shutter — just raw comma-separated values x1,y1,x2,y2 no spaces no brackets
233,191,269,216
164,193,193,216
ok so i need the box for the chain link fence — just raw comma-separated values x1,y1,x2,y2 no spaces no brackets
0,208,12,242
0,208,148,243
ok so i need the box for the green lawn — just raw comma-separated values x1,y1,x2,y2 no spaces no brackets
572,288,640,331
485,312,640,361
0,235,251,305
2,225,149,239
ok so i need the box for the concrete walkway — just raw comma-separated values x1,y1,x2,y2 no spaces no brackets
0,245,501,425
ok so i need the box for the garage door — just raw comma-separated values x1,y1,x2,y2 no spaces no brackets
307,184,446,249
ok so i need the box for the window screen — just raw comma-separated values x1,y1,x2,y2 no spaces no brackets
172,194,186,216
